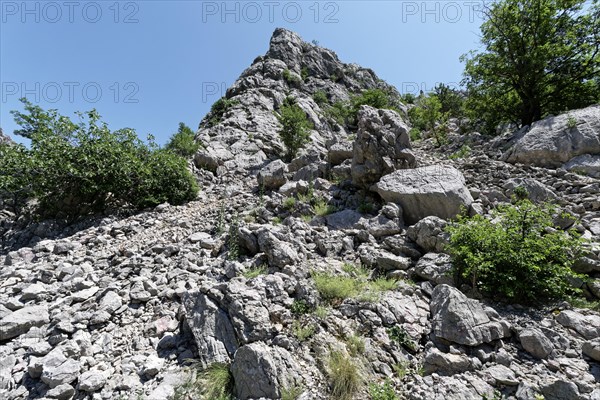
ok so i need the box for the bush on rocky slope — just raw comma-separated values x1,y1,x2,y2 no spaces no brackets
3,99,199,218
275,96,313,161
446,197,585,304
165,122,202,158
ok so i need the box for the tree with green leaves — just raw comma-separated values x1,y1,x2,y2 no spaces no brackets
275,97,313,161
462,0,600,134
408,94,449,146
3,99,199,218
165,122,201,157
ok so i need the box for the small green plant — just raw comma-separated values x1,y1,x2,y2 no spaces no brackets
283,197,297,210
291,299,312,315
272,216,282,225
357,200,376,215
292,320,316,342
567,115,577,129
282,69,302,86
244,264,267,279
392,361,410,379
301,214,313,223
301,67,309,81
208,97,239,127
408,94,449,147
313,198,336,216
165,122,201,158
313,273,360,303
345,334,365,357
314,305,330,319
409,127,421,142
446,199,585,304
281,384,304,400
201,363,235,400
227,214,240,260
313,90,329,106
342,263,370,279
368,379,399,400
275,97,313,161
387,326,417,353
449,144,471,160
328,351,362,400
368,277,398,292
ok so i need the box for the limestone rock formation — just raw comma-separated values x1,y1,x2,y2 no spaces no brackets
374,165,473,224
503,105,600,170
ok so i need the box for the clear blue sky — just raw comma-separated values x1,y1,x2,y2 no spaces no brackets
1,1,486,145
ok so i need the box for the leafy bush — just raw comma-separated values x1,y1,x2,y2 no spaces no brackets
408,95,449,146
283,69,302,86
207,97,239,127
312,198,336,216
291,299,311,315
433,83,464,118
165,122,201,157
5,100,198,218
243,264,267,279
292,320,315,341
387,326,417,353
368,379,399,400
328,351,362,400
275,97,313,161
446,199,584,304
281,384,304,400
313,90,329,106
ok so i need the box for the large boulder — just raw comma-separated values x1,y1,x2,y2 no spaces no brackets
257,159,288,190
430,285,510,346
374,165,473,225
503,105,600,168
352,105,416,189
556,310,600,339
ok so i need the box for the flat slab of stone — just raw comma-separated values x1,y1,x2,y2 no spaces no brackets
374,165,473,225
0,305,49,340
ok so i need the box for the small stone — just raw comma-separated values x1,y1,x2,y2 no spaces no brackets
77,370,107,392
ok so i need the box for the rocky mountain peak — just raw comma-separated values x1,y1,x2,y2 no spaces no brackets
195,28,403,177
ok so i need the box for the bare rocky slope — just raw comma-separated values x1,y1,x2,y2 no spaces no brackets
1,28,600,400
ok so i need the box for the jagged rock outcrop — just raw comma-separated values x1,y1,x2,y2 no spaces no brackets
502,105,600,170
194,28,402,176
351,105,416,189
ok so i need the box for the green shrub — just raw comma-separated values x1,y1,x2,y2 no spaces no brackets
449,144,471,160
433,83,464,118
6,100,198,218
292,320,315,341
275,97,313,161
445,200,585,304
368,379,399,400
283,197,297,210
227,213,240,260
301,67,310,81
387,326,417,353
312,198,336,216
244,264,267,279
291,299,311,315
283,69,302,86
328,351,362,400
408,94,449,147
313,90,329,106
165,122,201,157
313,273,360,303
207,97,239,127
